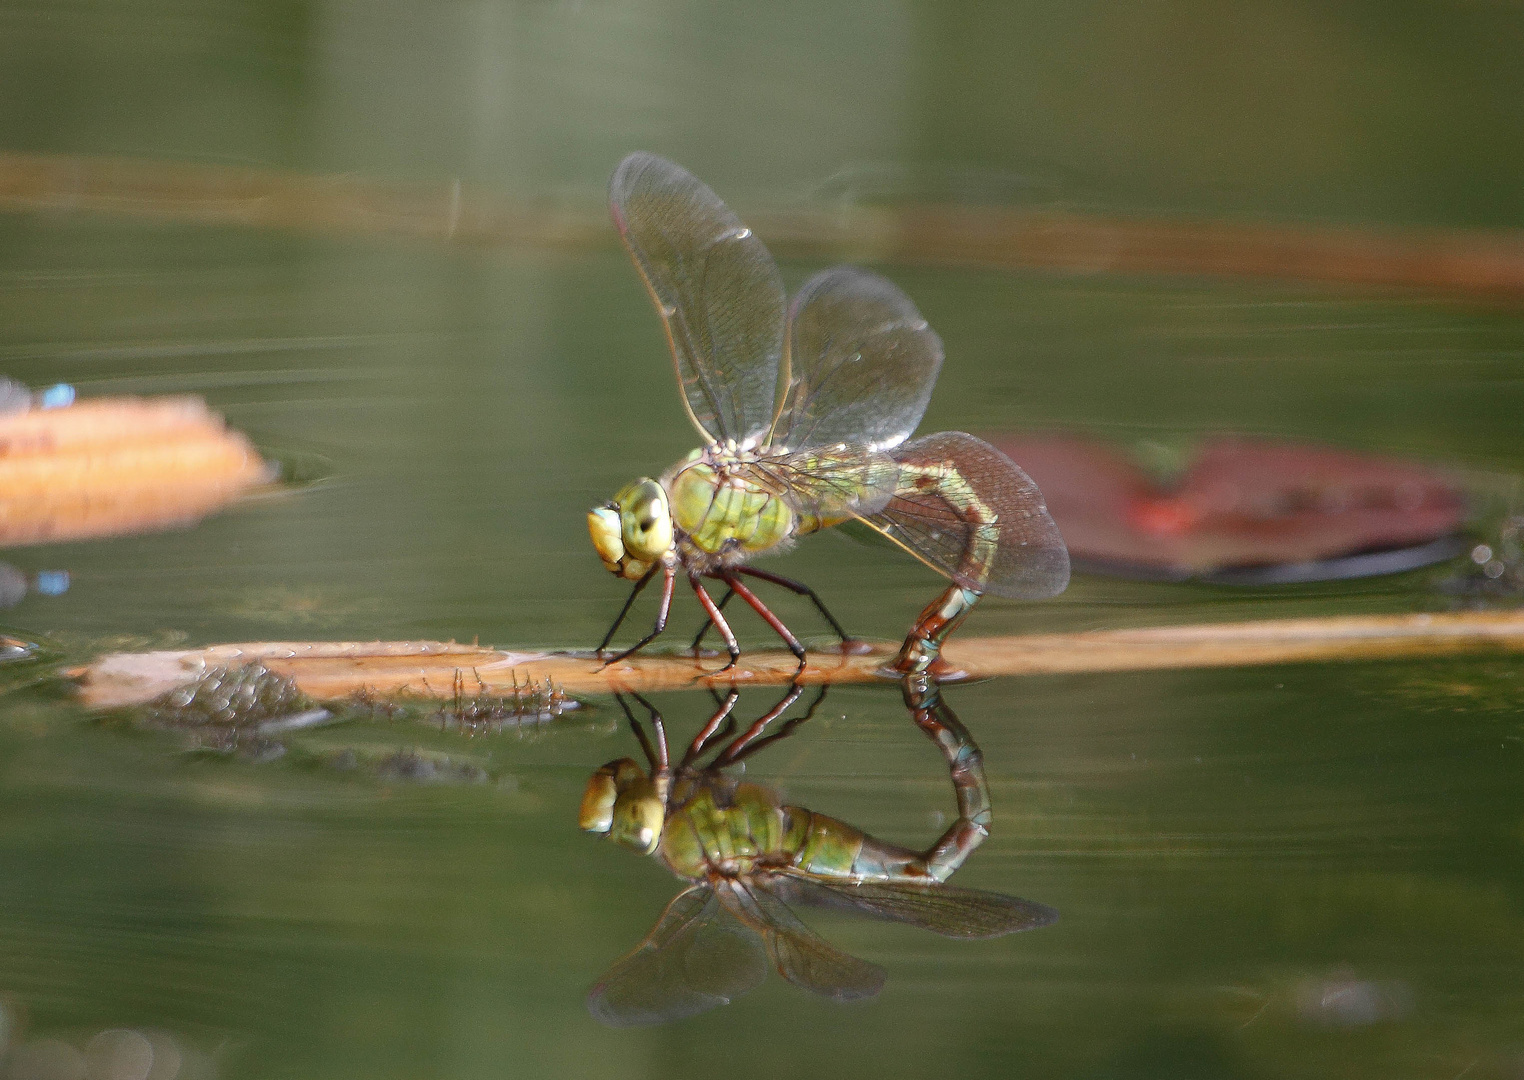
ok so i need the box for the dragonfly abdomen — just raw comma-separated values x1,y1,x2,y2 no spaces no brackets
896,460,1001,591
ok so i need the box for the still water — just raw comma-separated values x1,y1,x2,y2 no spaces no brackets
2,1,1524,1077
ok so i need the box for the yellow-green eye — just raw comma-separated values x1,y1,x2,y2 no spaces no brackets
615,479,673,560
580,759,646,834
609,777,667,855
587,506,625,574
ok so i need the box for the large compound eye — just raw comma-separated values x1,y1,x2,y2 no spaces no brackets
578,770,618,834
609,777,667,855
579,758,646,834
587,506,626,573
618,479,673,560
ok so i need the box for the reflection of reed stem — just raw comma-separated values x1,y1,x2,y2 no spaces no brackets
71,610,1524,708
3,151,1524,298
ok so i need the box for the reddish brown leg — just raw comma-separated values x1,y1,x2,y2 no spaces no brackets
712,682,804,766
721,685,828,764
681,688,740,768
691,576,741,675
733,566,861,650
721,571,808,672
690,567,865,654
689,587,734,652
599,564,676,668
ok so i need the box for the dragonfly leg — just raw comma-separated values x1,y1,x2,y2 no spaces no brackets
890,585,981,677
722,572,808,672
732,566,864,650
688,587,734,652
714,684,828,766
712,682,804,766
595,564,658,655
691,576,741,675
626,691,670,770
901,673,991,881
614,693,660,770
598,564,676,668
681,687,740,768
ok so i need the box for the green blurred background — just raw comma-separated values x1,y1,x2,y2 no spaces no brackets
0,1,1522,1077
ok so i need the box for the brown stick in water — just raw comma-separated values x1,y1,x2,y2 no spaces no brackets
69,610,1524,709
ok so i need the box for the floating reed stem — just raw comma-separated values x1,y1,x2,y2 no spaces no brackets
69,611,1524,709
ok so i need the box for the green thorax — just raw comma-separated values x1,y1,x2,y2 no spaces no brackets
662,445,881,559
663,448,796,558
657,775,889,882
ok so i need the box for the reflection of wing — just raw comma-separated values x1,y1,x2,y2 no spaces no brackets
866,431,1070,600
771,267,943,452
717,878,886,1002
610,152,785,448
771,873,1058,939
587,885,768,1027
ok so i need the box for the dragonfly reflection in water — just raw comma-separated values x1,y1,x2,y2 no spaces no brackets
579,678,1056,1026
587,152,1069,676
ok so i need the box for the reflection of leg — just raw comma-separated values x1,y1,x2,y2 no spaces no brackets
615,693,667,770
723,685,828,764
902,673,991,882
626,691,670,770
596,564,657,654
713,683,804,765
723,572,807,671
891,585,981,676
599,565,676,667
734,566,854,644
692,577,740,674
682,689,740,767
688,587,733,652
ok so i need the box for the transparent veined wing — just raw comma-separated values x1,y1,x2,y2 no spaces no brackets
610,152,785,448
587,884,768,1027
770,872,1058,939
717,878,885,1002
771,266,943,452
867,431,1070,600
733,445,902,526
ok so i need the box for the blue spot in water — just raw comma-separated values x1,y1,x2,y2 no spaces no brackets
34,570,70,595
38,384,75,409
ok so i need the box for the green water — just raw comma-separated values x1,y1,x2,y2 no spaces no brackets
2,2,1524,1077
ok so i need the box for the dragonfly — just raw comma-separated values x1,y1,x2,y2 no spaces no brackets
579,676,1057,1025
587,152,1069,677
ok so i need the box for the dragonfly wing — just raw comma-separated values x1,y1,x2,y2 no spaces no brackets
738,446,901,526
587,884,768,1027
610,152,785,447
771,873,1058,940
774,266,943,452
867,431,1070,600
717,877,886,1003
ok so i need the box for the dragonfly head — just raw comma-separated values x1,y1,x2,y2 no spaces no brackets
587,478,674,580
579,757,669,856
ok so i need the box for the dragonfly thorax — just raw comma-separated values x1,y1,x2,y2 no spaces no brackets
662,445,797,568
656,778,796,880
